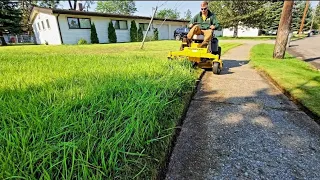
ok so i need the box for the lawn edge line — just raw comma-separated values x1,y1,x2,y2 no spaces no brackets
253,66,320,124
156,69,205,180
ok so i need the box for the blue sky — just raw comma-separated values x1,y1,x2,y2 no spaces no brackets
58,1,203,18
58,1,319,18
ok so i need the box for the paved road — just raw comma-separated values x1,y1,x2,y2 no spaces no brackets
288,35,320,69
165,43,320,179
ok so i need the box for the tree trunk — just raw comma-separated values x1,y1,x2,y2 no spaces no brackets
298,0,309,34
233,24,238,38
0,31,7,46
273,1,294,59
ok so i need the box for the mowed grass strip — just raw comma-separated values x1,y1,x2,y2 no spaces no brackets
0,41,240,179
250,44,320,117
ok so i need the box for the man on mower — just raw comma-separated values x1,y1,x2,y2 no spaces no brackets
187,1,220,48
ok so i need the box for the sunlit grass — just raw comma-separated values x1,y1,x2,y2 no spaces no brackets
0,40,240,179
250,44,320,116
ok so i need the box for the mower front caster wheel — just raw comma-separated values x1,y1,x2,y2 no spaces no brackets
212,62,221,74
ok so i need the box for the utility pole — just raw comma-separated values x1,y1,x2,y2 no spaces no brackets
310,1,320,31
298,0,310,34
140,6,158,49
273,0,294,59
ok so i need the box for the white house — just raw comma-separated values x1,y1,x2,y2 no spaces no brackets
222,26,260,37
29,6,189,45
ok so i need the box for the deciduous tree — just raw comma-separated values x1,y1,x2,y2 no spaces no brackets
208,1,268,37
156,8,180,20
96,1,137,15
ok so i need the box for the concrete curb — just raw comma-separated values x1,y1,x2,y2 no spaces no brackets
254,68,320,124
157,69,205,180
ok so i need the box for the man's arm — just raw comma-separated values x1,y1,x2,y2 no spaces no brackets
210,13,220,30
189,15,198,28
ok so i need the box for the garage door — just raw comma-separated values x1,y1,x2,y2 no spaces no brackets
155,24,169,40
171,25,183,40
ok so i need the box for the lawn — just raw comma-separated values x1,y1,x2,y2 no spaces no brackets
250,44,320,117
0,40,241,179
218,36,276,40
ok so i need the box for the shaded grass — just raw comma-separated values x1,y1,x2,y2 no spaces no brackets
250,44,320,117
0,40,240,179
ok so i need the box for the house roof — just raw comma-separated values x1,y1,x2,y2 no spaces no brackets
30,6,189,23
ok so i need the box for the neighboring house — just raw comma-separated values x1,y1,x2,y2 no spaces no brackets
222,26,259,37
29,6,188,45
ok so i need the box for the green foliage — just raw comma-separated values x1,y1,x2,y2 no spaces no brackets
153,28,159,40
37,0,60,8
130,20,137,42
208,1,268,37
292,1,313,32
315,4,320,30
0,0,22,45
77,38,88,45
137,26,143,42
96,0,137,15
90,23,99,44
108,21,117,43
261,2,284,32
156,8,180,20
183,9,192,21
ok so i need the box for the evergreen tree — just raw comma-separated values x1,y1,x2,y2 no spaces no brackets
90,22,99,43
108,21,117,43
0,0,22,45
137,26,143,42
130,20,137,42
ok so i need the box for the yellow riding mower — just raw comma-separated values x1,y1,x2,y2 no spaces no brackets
168,32,222,74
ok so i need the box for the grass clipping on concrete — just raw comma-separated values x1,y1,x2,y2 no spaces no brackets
250,44,320,117
0,41,240,179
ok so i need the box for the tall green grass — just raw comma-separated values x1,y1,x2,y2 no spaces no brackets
0,41,240,179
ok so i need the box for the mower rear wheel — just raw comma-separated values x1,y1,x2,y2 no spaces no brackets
212,62,221,74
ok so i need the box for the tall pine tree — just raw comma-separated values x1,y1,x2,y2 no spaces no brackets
0,0,22,45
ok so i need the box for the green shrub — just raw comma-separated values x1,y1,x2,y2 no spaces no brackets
153,28,158,40
137,27,143,42
90,23,99,44
108,21,117,43
77,38,88,45
130,20,137,42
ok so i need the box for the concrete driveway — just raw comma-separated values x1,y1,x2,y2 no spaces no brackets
288,35,320,69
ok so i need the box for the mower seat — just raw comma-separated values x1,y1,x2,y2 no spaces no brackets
192,35,204,40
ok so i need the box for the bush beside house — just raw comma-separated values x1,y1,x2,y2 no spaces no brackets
130,20,137,42
90,23,99,44
108,21,117,43
153,28,158,40
137,27,143,42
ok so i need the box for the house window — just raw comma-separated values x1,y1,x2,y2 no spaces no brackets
139,23,150,31
37,22,41,30
46,19,50,29
112,20,128,30
41,21,45,30
67,17,91,29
